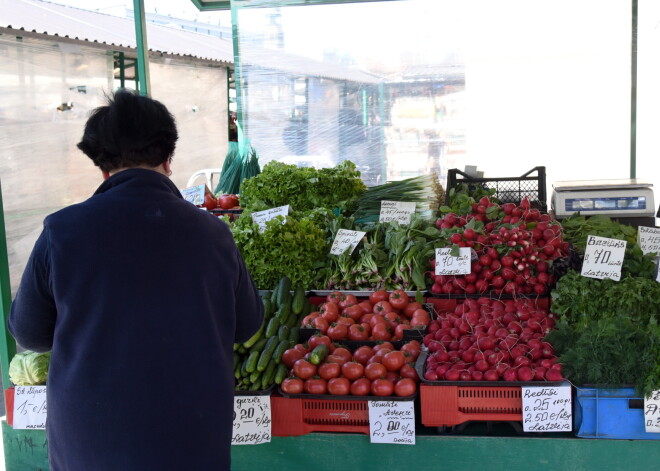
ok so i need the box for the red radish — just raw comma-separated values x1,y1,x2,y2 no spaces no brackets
545,369,563,381
517,366,534,381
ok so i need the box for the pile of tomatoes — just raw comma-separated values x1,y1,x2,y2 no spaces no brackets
301,290,431,342
280,335,422,397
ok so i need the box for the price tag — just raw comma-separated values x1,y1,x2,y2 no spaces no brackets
435,247,471,275
13,386,47,430
581,235,626,281
231,395,271,445
638,226,660,255
330,229,366,255
379,201,416,225
644,390,660,433
368,400,415,445
251,205,290,233
522,385,572,432
181,184,206,206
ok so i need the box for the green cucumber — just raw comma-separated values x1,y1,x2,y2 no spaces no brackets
265,317,281,338
242,323,264,349
274,363,288,385
291,286,306,315
276,276,292,306
257,336,279,372
277,325,290,342
288,326,300,343
245,350,260,373
248,338,268,355
309,344,330,365
272,339,291,364
261,359,278,389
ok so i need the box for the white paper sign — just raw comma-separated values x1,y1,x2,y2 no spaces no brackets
368,400,415,445
522,385,572,432
231,395,271,445
581,235,627,281
638,226,660,255
379,201,416,225
13,386,47,430
181,184,206,205
435,247,471,275
644,389,660,433
330,229,366,255
251,205,290,232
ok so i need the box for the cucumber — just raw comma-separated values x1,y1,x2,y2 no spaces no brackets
249,380,263,391
240,357,250,378
291,286,306,315
261,359,278,389
249,370,261,385
288,326,300,343
272,339,291,364
284,313,298,329
265,317,281,338
262,297,273,319
301,297,312,317
277,325,290,342
309,344,330,365
245,350,260,373
248,338,268,355
234,360,242,380
233,343,240,352
274,363,288,385
237,345,247,355
242,323,264,349
275,302,291,325
276,276,292,306
257,336,279,372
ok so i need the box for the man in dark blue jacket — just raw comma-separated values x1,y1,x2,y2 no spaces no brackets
9,90,263,470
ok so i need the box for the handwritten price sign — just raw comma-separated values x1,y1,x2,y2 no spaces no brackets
368,400,415,445
13,386,47,430
581,235,626,281
638,227,660,256
522,385,572,432
645,390,660,433
251,205,289,233
435,247,471,275
330,229,366,256
379,201,416,225
231,396,271,445
181,184,206,206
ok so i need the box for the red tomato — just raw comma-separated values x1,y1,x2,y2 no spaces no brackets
326,322,348,341
326,291,345,304
394,378,417,397
293,343,308,355
281,377,304,395
382,351,406,371
371,378,395,396
218,194,238,210
384,311,402,326
319,302,339,323
304,378,328,395
281,348,305,368
385,371,400,383
348,324,369,341
389,289,409,311
369,290,389,305
202,192,217,210
410,308,431,327
371,323,392,341
399,363,419,380
369,314,387,329
403,301,424,318
332,347,353,363
301,312,319,327
373,342,396,353
341,361,365,380
307,334,332,350
350,378,371,396
373,300,394,315
365,362,387,381
336,315,356,326
393,324,411,340
311,316,329,334
327,377,350,395
339,294,358,310
325,354,348,366
356,300,374,314
400,340,421,359
318,362,341,380
292,359,317,380
352,345,374,365
342,305,364,322
359,313,375,324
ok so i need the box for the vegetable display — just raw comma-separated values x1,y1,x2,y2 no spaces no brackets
9,350,51,386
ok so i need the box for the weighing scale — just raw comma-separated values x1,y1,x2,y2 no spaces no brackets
552,179,657,228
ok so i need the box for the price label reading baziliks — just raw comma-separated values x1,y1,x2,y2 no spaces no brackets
435,247,471,275
644,390,660,433
368,400,415,445
231,395,271,445
581,235,626,281
379,201,416,225
330,229,366,256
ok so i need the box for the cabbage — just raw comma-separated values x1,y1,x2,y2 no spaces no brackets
9,351,51,386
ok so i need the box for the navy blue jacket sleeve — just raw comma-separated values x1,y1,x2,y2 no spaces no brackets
233,247,264,344
8,227,57,353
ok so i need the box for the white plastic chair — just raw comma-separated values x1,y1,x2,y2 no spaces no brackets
186,168,222,190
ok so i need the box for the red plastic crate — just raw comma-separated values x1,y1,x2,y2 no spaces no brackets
4,387,14,426
420,384,522,427
271,395,370,436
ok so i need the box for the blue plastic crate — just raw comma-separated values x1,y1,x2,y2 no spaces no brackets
575,387,660,440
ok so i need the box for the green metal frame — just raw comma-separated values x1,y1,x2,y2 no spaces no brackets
191,0,396,9
0,182,16,389
133,0,151,96
113,52,139,90
630,0,638,178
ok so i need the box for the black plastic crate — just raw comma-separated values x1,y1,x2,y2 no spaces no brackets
446,166,547,212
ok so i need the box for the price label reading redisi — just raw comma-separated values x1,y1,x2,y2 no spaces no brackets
368,400,415,445
13,386,47,430
581,235,626,281
379,201,417,225
231,395,271,445
435,247,471,275
330,229,366,256
638,226,660,256
181,184,206,206
522,385,572,432
644,390,660,433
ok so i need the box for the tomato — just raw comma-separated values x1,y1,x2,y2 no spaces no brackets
293,343,308,355
281,348,305,368
356,300,373,314
318,362,342,380
382,351,406,371
359,313,375,324
399,363,419,381
311,316,329,334
389,289,409,311
341,361,365,380
352,345,374,365
301,312,319,327
326,291,345,304
393,323,411,340
350,378,371,396
373,300,394,315
400,340,421,359
384,311,402,325
371,323,392,341
369,290,389,305
218,194,238,210
385,371,400,383
319,302,339,323
371,378,395,396
348,324,369,341
202,192,217,210
336,314,356,326
326,322,348,341
369,314,387,329
394,378,417,397
292,359,317,380
325,354,348,365
373,342,395,353
332,347,353,363
365,362,387,381
411,308,431,327
327,377,351,395
304,378,328,395
342,305,364,322
403,301,424,319
307,334,332,350
339,294,358,310
281,377,304,395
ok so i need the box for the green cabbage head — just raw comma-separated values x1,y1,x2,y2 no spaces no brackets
9,351,51,386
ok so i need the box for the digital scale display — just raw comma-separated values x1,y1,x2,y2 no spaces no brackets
565,196,647,212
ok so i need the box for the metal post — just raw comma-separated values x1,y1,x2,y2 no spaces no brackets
630,0,638,179
0,181,17,389
133,0,151,96
231,0,245,132
378,82,387,183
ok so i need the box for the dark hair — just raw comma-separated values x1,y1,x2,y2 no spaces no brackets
77,89,178,172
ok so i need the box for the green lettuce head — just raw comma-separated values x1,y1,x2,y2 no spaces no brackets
9,351,51,386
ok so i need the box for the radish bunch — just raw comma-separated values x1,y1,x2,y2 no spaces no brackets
423,297,564,382
429,196,567,295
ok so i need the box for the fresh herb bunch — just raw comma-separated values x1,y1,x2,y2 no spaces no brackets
230,210,327,289
442,184,498,215
239,160,366,213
